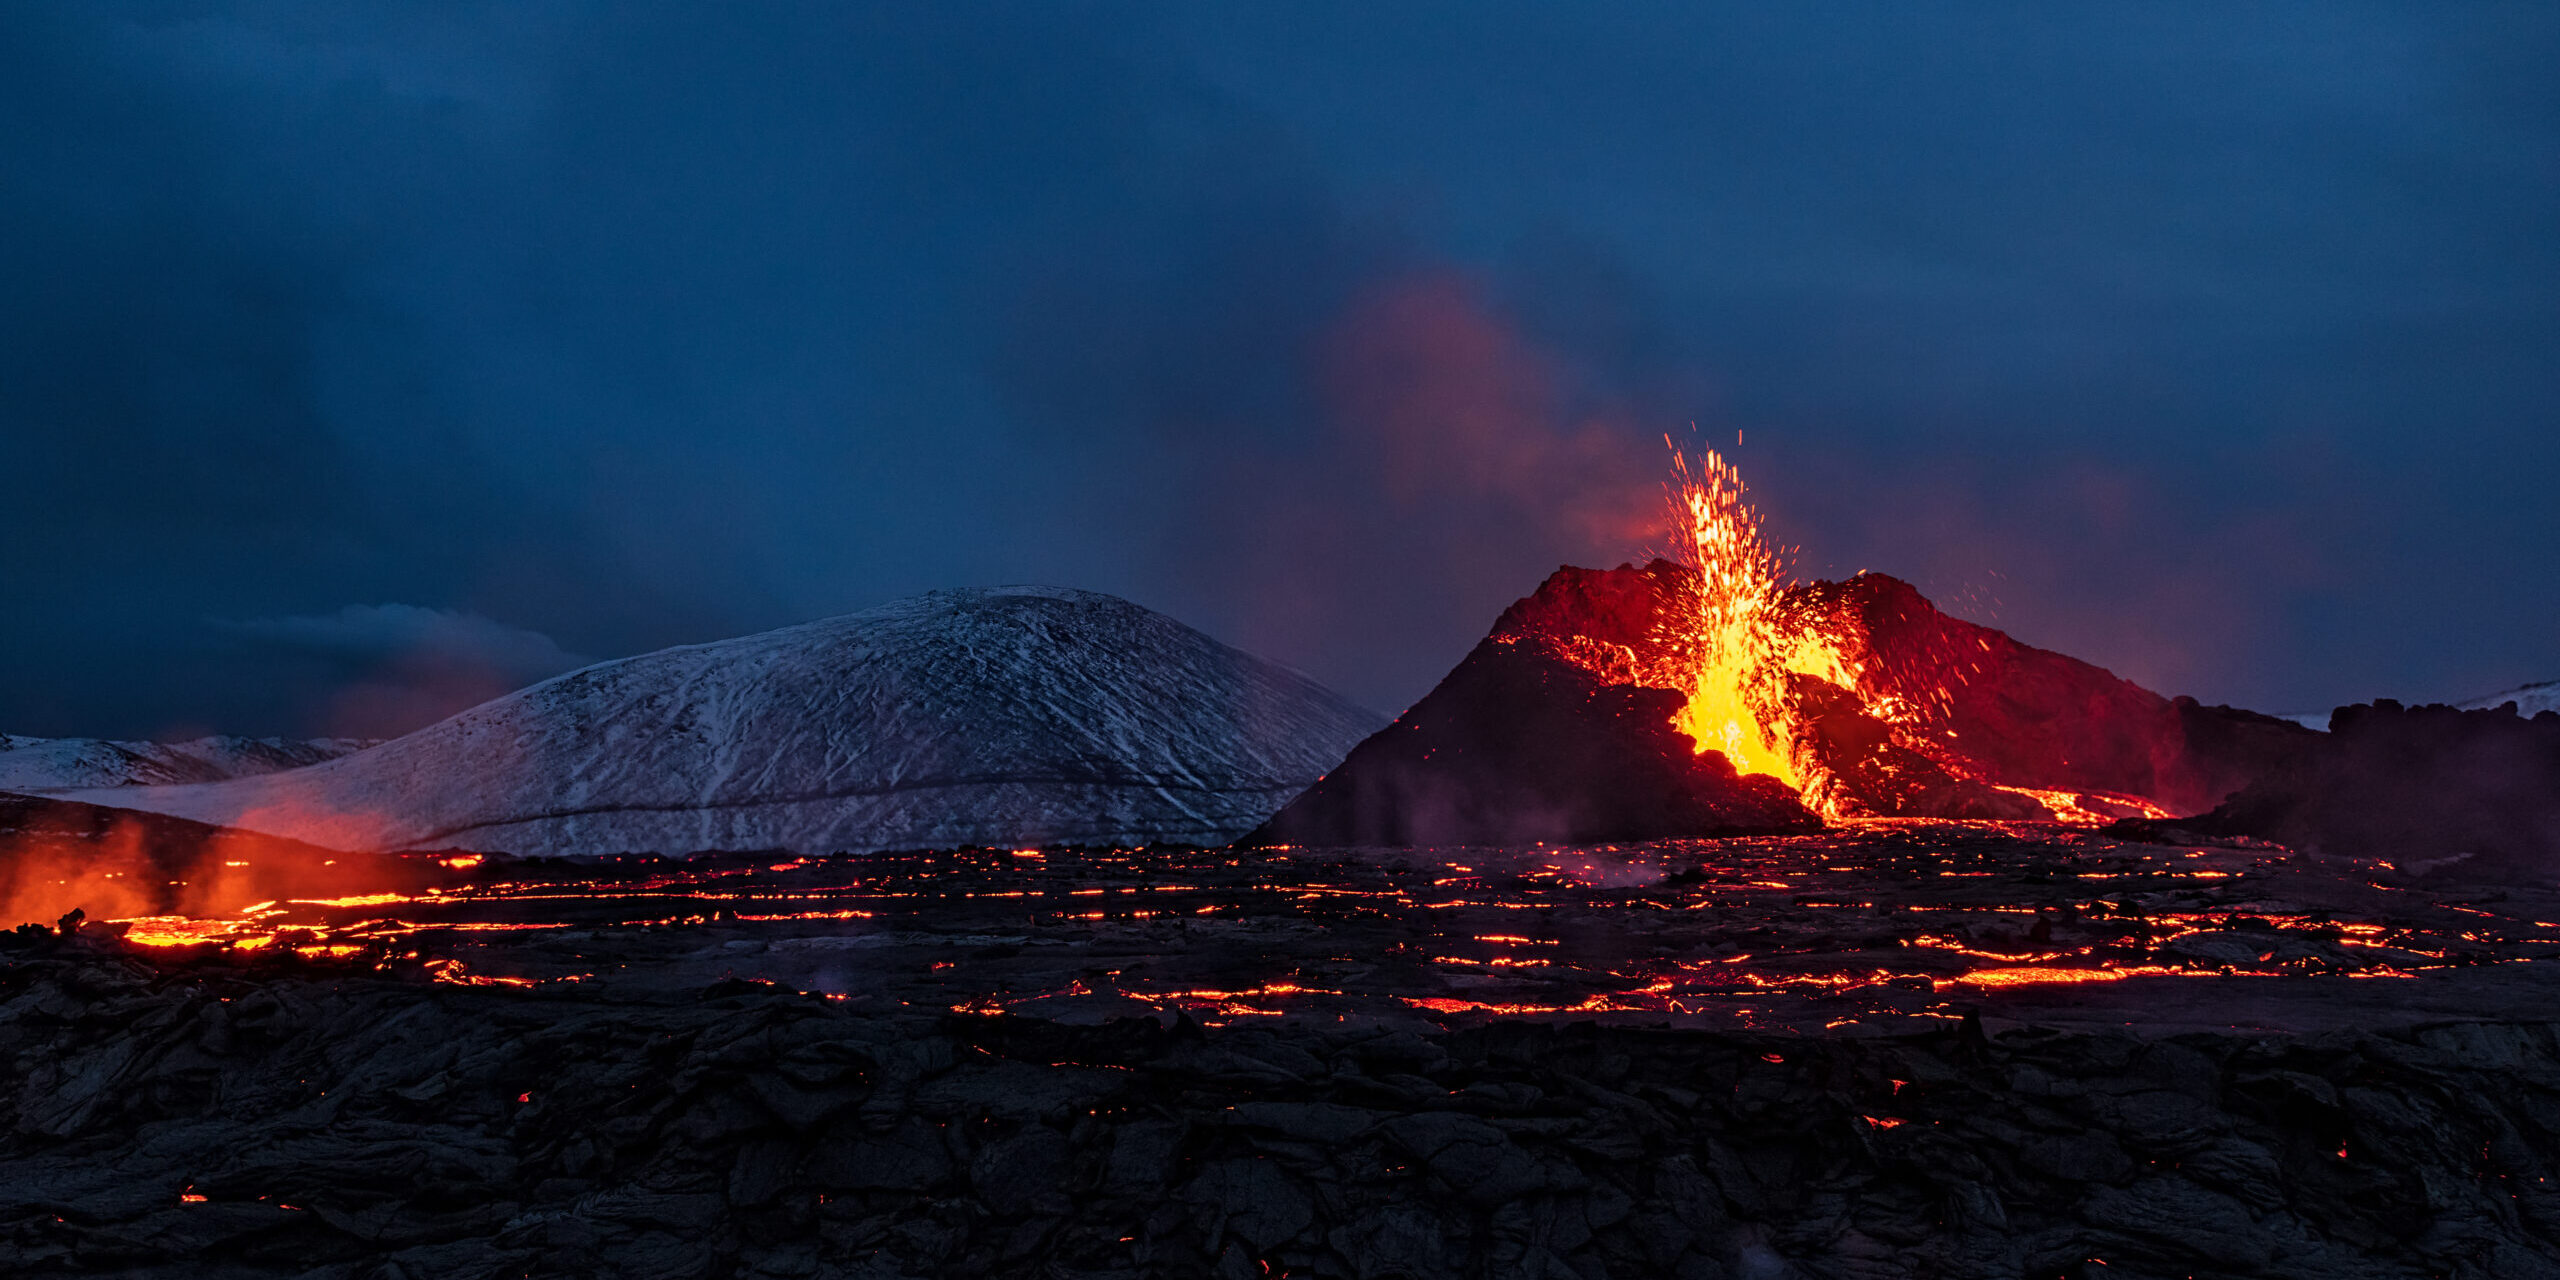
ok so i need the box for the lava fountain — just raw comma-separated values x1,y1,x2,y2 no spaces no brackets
1655,438,1862,785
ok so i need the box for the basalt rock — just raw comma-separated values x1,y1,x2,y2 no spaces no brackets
4,944,2560,1278
2134,699,2560,876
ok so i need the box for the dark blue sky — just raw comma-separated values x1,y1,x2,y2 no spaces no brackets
5,3,2554,739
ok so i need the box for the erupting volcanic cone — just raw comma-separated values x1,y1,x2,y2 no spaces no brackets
1256,556,2319,846
1255,433,2325,848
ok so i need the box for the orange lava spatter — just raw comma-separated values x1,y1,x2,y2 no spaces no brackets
1656,437,1859,785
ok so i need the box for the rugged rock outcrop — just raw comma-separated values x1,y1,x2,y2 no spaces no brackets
2131,699,2560,878
5,938,2560,1278
49,588,1383,857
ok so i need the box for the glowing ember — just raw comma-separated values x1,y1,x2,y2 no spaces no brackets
1953,965,2185,988
1987,786,2175,824
1657,439,1858,786
288,892,413,908
120,916,260,948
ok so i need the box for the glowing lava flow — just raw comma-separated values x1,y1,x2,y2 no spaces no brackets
1658,439,1858,783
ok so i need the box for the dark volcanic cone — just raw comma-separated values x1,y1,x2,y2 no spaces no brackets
2125,700,2560,876
1258,563,2318,845
1247,640,1818,846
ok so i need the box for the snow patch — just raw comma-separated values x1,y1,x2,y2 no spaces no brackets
0,734,374,792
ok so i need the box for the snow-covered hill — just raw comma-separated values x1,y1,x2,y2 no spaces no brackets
55,587,1383,856
0,734,372,792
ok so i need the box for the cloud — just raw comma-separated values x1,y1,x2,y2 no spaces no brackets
218,605,592,683
212,606,594,738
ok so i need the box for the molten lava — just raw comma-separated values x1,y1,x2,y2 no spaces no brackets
1655,439,1860,786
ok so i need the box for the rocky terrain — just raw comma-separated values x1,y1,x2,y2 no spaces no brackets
46,818,2559,1035
3,815,2559,1276
47,588,1382,857
0,735,371,793
5,928,2560,1279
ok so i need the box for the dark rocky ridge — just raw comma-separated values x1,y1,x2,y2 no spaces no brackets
2125,700,2560,879
6,936,2560,1279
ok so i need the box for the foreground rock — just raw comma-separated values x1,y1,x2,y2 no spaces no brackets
53,588,1383,857
4,940,2560,1279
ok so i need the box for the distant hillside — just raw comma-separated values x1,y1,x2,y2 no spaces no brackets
57,587,1383,857
0,734,372,793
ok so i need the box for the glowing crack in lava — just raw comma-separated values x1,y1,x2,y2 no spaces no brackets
1655,439,1860,786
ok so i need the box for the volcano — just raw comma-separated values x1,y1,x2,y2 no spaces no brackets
1256,560,2315,846
50,587,1382,857
1260,440,2320,847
